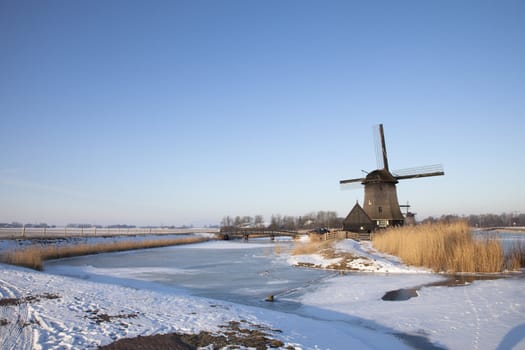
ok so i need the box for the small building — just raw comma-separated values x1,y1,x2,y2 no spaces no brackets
404,212,416,226
343,202,374,233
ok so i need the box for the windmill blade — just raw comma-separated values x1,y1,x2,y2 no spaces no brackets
339,177,365,185
392,164,444,180
373,125,384,170
339,181,363,191
373,124,389,170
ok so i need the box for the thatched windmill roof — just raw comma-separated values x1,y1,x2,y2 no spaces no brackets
363,169,398,184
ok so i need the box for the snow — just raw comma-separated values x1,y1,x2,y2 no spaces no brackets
1,238,524,350
0,264,262,349
334,239,433,273
288,253,343,268
288,238,432,273
297,273,525,350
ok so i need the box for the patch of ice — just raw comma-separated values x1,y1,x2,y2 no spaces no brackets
175,240,271,250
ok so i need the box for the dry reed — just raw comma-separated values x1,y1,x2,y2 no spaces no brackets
1,236,209,271
504,242,525,271
372,221,507,273
292,238,334,256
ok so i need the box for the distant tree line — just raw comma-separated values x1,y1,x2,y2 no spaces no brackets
0,222,56,228
420,212,524,227
220,211,524,230
220,211,343,230
3,211,521,231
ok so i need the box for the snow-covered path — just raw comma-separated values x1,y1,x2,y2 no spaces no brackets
0,274,34,350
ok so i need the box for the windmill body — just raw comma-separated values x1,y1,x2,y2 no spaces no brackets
340,124,444,232
362,169,404,228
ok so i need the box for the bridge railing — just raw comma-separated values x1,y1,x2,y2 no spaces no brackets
219,227,300,237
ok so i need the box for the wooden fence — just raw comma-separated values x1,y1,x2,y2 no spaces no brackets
315,230,378,241
0,227,218,239
317,230,358,241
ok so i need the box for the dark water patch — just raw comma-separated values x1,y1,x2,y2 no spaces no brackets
394,332,447,350
426,274,501,287
382,274,504,301
382,288,418,301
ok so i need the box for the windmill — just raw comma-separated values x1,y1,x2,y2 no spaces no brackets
340,124,444,233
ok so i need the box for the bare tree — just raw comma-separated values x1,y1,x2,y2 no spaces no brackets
220,216,234,228
254,215,264,227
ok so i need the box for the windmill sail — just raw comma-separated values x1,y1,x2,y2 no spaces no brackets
339,177,365,185
391,164,444,180
374,125,385,170
373,124,389,170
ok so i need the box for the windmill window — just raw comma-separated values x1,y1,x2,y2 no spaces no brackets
378,206,383,214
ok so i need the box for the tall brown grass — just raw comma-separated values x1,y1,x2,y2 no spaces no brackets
292,239,334,256
1,236,209,271
372,221,507,273
505,242,525,271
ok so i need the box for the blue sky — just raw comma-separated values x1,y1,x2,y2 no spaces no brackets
1,1,524,226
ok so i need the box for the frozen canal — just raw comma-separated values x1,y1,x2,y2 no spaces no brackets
44,239,333,311
43,233,525,315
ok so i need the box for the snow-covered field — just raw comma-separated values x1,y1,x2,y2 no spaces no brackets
1,238,524,349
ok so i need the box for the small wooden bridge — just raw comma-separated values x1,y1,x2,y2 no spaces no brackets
217,227,372,241
218,227,301,240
